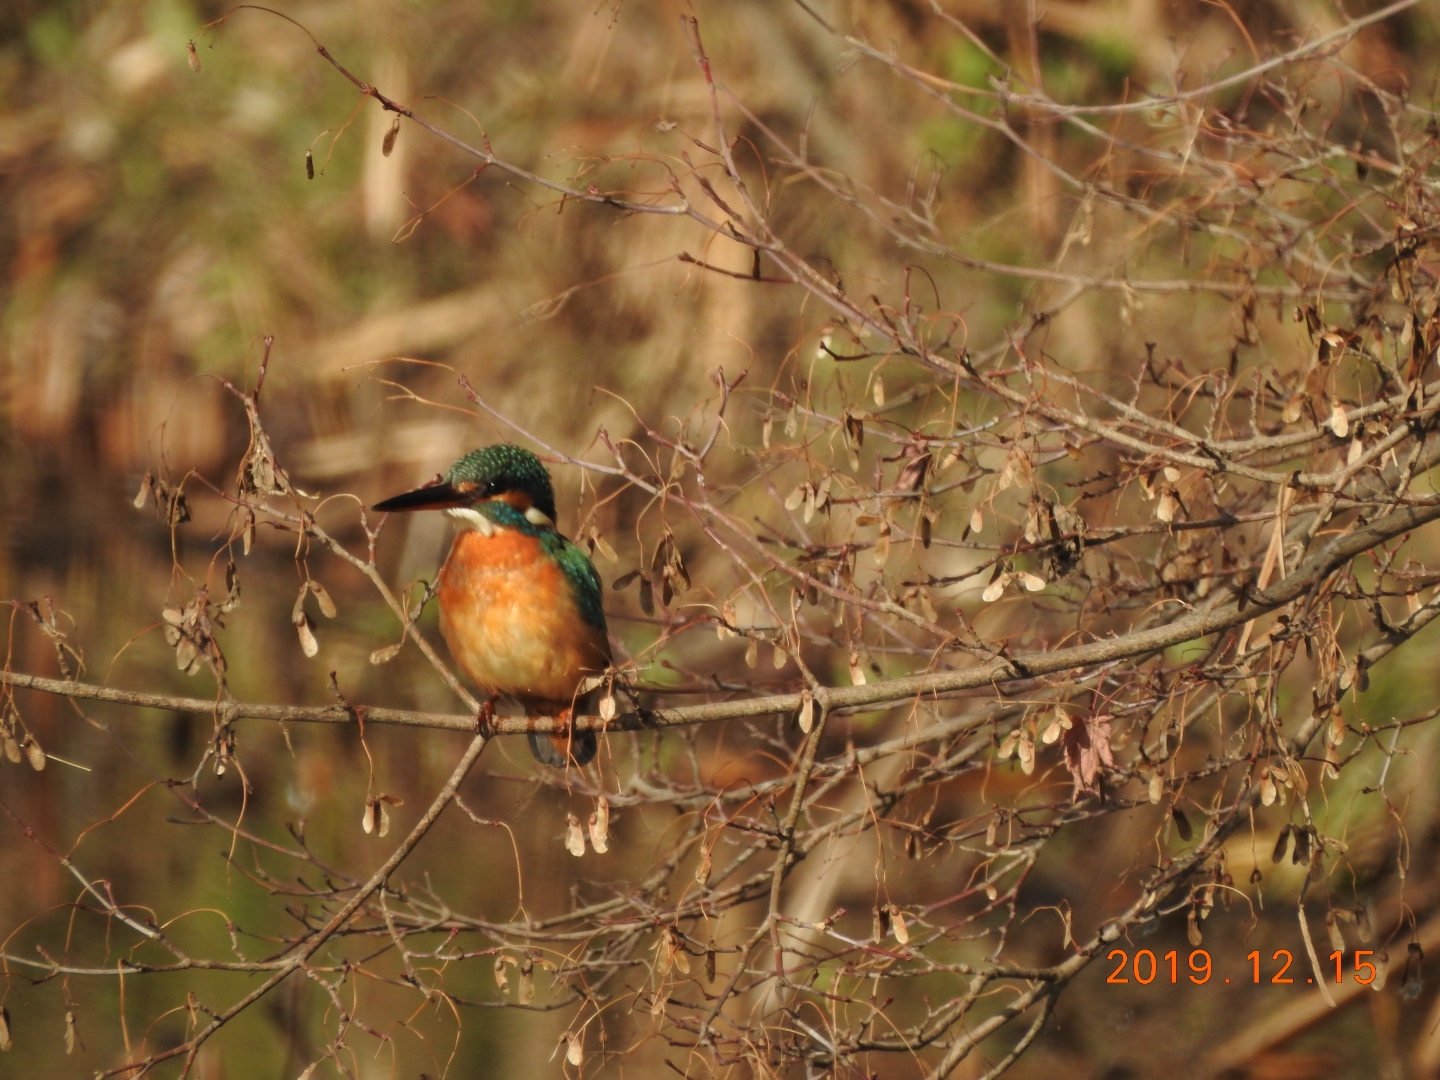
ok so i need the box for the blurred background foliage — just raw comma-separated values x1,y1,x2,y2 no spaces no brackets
3,0,1440,1077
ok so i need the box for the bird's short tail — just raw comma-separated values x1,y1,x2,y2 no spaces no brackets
528,729,598,768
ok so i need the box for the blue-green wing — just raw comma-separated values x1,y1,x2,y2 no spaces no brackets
546,534,607,632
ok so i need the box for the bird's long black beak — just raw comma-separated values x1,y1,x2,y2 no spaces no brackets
372,481,466,513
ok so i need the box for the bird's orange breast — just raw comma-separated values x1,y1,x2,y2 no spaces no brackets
437,527,609,707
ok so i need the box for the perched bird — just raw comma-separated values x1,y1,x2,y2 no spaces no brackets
372,445,609,766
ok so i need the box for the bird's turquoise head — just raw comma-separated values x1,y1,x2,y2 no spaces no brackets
373,444,557,523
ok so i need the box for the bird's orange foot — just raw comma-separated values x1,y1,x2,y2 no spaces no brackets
475,693,499,734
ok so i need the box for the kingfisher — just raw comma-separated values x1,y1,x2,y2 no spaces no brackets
372,445,609,767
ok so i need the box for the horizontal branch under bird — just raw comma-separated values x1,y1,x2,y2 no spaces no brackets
6,493,1440,739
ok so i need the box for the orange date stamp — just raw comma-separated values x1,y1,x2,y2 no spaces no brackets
1103,947,1381,986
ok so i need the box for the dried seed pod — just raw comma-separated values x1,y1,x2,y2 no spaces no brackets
1016,731,1035,775
982,573,1010,603
798,690,815,734
1148,771,1164,804
891,906,909,944
1018,572,1046,592
361,796,379,835
64,1011,77,1055
1326,710,1346,749
590,529,617,562
1187,907,1203,947
872,375,885,406
1271,824,1292,864
848,652,866,686
305,149,314,179
970,506,984,534
1171,807,1193,841
1292,826,1312,866
1402,942,1424,1001
588,797,610,853
175,635,200,673
1330,400,1349,438
186,41,201,72
638,575,655,616
744,638,758,668
382,117,400,157
1260,772,1278,806
598,691,617,723
309,580,337,618
294,612,318,658
566,814,586,857
772,643,787,670
996,731,1019,761
761,412,773,448
565,1033,583,1067
134,473,152,509
705,947,716,983
0,1004,9,1050
669,932,691,974
21,734,44,772
493,955,509,991
369,643,402,665
1156,490,1179,523
518,959,534,1004
1326,911,1345,953
717,600,737,639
